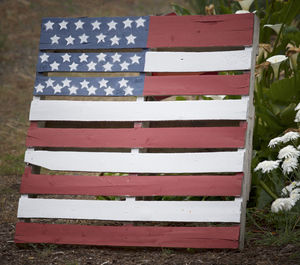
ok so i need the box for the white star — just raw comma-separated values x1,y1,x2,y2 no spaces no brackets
50,34,60,45
62,78,71,87
103,62,113,71
79,33,89,44
74,19,84,30
110,35,120,45
44,20,54,31
80,79,90,89
111,53,121,62
120,61,130,71
45,78,54,87
123,18,133,28
104,86,115,95
126,34,136,45
96,53,106,62
40,53,49,63
135,17,146,28
50,61,60,71
96,33,106,43
79,53,88,62
35,83,44,93
68,86,78,95
69,62,78,71
130,54,141,64
87,85,97,95
107,20,117,30
118,78,128,88
91,20,101,30
53,84,62,94
99,78,108,88
59,20,68,30
124,86,134,95
87,61,97,71
61,53,71,62
65,35,75,45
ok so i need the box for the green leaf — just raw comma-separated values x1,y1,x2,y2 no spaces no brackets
171,4,191,15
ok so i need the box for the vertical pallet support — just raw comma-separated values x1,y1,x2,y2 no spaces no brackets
239,15,260,250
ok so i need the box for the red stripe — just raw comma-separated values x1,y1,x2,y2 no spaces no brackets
26,124,247,148
20,167,243,196
148,14,254,48
144,74,250,96
15,223,240,248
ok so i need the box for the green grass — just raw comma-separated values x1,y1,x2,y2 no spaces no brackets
0,153,24,176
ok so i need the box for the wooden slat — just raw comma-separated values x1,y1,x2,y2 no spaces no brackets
29,99,249,121
17,197,241,222
26,124,247,148
24,149,245,173
143,73,250,96
37,50,252,73
148,14,254,48
33,74,250,97
20,167,243,196
15,223,240,248
144,50,252,72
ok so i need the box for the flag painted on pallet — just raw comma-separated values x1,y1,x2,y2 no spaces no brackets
39,14,254,49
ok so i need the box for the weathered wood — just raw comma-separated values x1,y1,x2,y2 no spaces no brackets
24,149,245,173
17,197,241,222
15,222,240,248
26,124,247,148
29,99,249,121
20,167,243,196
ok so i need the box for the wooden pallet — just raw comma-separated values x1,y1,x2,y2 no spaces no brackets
15,13,259,249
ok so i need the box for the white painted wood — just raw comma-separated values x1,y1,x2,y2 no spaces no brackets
17,197,241,222
29,99,248,121
24,149,245,173
144,49,252,72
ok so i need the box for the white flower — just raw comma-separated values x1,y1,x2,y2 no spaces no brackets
282,157,298,174
254,160,281,173
235,10,250,14
264,24,283,35
266,55,288,79
278,145,300,159
236,0,254,11
281,131,300,143
290,188,300,203
295,103,300,111
271,198,295,213
295,110,300,122
268,136,283,148
281,181,300,196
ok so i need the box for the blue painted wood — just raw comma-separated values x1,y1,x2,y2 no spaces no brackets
34,75,145,96
37,52,146,72
40,16,149,50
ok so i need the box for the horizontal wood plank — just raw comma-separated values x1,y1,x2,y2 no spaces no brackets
143,73,250,96
24,149,245,173
29,99,248,121
144,50,252,72
33,74,250,96
17,197,242,222
26,124,247,148
148,14,254,48
20,167,243,196
37,50,252,73
15,222,240,248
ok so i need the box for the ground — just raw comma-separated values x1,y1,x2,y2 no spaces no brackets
0,0,300,264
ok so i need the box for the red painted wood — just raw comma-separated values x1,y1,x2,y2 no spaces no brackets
144,74,250,96
148,14,254,48
20,167,243,196
26,125,247,148
15,222,240,248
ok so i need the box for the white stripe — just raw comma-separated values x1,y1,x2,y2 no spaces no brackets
144,49,252,72
18,197,241,222
24,149,245,173
29,99,248,121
